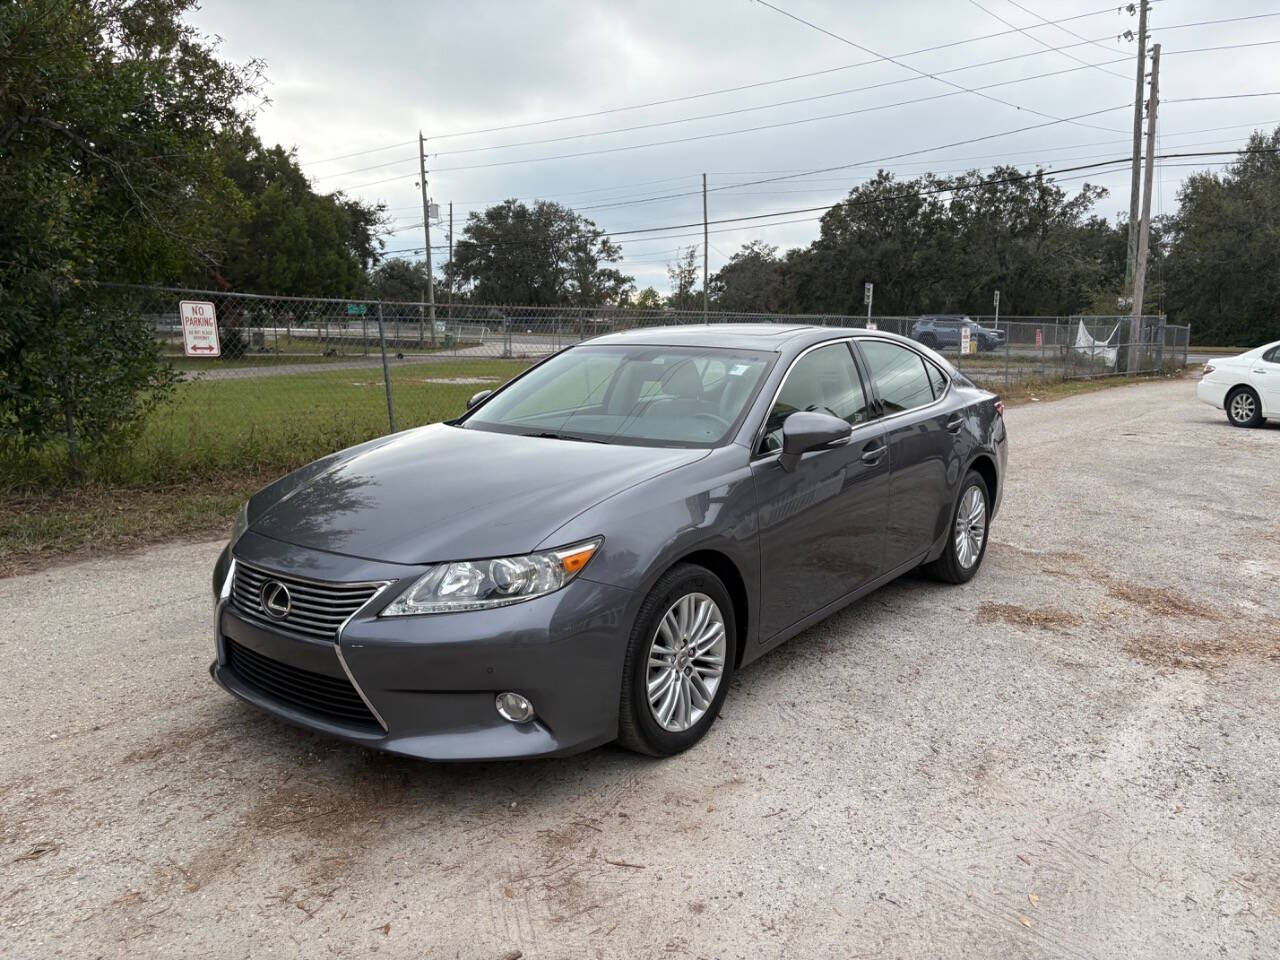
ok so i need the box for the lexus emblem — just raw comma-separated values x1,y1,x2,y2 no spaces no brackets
260,580,292,620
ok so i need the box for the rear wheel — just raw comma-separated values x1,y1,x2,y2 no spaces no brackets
1226,387,1264,427
617,564,735,757
922,471,990,584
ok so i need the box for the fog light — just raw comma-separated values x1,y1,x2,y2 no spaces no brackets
495,691,535,724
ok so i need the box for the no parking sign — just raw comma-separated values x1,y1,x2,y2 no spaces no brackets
180,300,221,357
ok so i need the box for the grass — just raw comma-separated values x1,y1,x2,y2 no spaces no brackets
976,366,1188,406
0,358,528,575
165,354,343,371
0,360,1185,577
3,358,529,490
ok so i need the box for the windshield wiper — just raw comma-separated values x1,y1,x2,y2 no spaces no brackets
527,431,607,444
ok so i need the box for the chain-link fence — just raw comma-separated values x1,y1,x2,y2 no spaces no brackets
136,285,1187,380
8,284,1189,489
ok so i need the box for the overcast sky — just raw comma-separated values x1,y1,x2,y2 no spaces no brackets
189,0,1279,292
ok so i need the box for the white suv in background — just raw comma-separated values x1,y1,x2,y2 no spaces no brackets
1197,340,1280,427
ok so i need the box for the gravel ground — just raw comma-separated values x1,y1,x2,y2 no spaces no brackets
2,379,1277,959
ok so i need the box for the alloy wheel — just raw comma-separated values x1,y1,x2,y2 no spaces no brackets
1230,391,1257,424
954,485,987,570
646,592,727,733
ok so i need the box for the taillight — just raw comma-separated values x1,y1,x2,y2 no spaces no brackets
1202,363,1215,377
994,401,1005,417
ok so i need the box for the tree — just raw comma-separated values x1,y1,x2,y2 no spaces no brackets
1163,128,1280,345
632,287,663,309
451,200,633,305
768,167,1121,317
0,0,263,483
666,246,700,310
709,241,784,312
368,258,431,302
210,134,387,296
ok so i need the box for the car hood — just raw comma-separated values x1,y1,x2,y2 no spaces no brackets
249,424,708,564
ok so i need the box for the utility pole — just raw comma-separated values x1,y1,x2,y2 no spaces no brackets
1129,42,1160,374
447,201,454,311
417,131,437,347
702,173,709,320
1124,0,1150,299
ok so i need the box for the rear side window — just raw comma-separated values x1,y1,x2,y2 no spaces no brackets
926,361,948,399
860,341,936,414
1264,345,1280,363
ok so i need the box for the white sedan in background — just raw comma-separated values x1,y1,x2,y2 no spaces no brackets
1197,340,1280,427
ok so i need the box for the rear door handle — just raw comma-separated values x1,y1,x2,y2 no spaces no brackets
946,416,965,432
860,442,887,464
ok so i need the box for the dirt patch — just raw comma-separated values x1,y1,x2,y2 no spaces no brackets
121,724,225,765
421,376,500,385
1125,621,1280,671
977,602,1083,631
1107,583,1221,621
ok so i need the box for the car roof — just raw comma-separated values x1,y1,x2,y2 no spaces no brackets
583,323,911,352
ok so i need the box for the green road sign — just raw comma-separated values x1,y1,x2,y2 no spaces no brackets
346,303,368,316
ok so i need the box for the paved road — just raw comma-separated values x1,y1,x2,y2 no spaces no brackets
2,381,1277,958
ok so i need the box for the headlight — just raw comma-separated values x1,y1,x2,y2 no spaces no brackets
381,538,601,616
229,500,250,546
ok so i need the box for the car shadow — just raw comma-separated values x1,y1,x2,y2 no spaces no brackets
201,572,941,815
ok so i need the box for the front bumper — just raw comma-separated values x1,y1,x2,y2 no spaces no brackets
211,534,635,761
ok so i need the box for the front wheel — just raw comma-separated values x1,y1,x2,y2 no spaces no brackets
617,564,735,757
922,471,990,584
1226,387,1264,428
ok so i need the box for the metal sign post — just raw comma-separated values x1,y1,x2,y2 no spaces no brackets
993,289,1000,329
864,282,873,327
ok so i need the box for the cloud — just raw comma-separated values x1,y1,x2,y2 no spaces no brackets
190,0,1280,290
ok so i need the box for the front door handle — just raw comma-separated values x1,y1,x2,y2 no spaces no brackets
946,416,964,433
860,442,887,464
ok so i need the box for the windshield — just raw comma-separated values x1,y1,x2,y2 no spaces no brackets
462,344,774,446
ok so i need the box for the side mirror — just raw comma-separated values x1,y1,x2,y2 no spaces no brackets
778,411,851,472
466,389,493,410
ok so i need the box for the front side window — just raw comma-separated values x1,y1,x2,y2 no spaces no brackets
859,340,936,414
760,343,870,452
464,344,772,447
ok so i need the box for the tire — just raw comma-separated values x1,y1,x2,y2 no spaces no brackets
918,333,938,349
922,470,990,584
1225,386,1264,428
617,563,736,757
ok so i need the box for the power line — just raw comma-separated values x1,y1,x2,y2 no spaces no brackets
378,124,1271,226
373,147,1276,259
425,38,1135,161
753,0,1126,133
421,83,1134,177
966,0,1130,79
419,3,1140,141
301,11,1275,178
1004,0,1125,59
317,35,1139,183
301,139,416,167
553,105,1130,211
1166,91,1280,104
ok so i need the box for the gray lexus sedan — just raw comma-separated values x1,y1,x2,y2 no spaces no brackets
212,325,1006,760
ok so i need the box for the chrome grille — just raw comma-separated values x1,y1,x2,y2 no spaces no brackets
231,559,386,640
